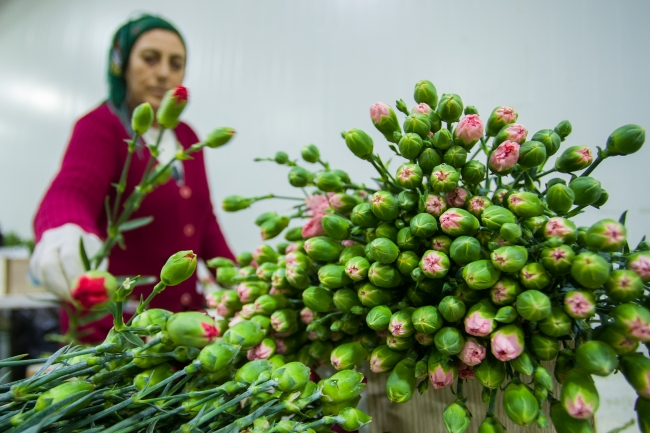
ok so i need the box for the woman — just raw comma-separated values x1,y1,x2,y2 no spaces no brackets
30,14,234,342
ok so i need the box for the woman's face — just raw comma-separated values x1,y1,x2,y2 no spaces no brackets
124,29,186,113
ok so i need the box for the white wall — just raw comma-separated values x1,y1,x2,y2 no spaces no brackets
0,0,648,429
1,0,649,254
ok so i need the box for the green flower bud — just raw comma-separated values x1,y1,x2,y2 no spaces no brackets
395,163,424,188
342,129,374,160
605,124,646,156
395,251,419,277
440,208,479,237
411,306,443,334
497,222,520,242
538,307,572,337
489,246,527,273
561,369,599,419
575,340,618,377
414,80,439,108
472,354,505,390
419,250,451,278
605,269,644,302
449,236,481,265
621,354,650,399
259,215,290,241
318,264,353,289
288,166,311,187
478,417,506,433
386,358,417,403
586,219,627,252
463,260,501,290
319,369,366,404
397,227,420,251
333,288,363,314
131,102,154,135
224,320,265,350
397,133,424,160
235,359,272,384
272,361,311,392
529,333,559,361
592,189,609,208
418,147,443,176
434,327,465,356
255,262,279,282
197,342,240,372
481,205,517,231
254,294,289,316
443,145,468,169
34,380,95,412
612,303,650,342
132,308,172,331
370,191,400,221
628,251,650,283
569,176,602,206
366,305,392,331
330,342,367,370
504,382,540,426
302,286,333,313
438,295,467,322
571,252,610,289
314,172,342,192
319,214,350,241
555,146,593,173
507,191,544,218
461,160,486,185
550,402,595,433
593,325,639,355
485,106,518,137
432,128,454,151
272,151,289,165
409,213,438,239
160,250,197,286
546,184,575,214
337,407,372,432
554,120,572,140
508,350,534,376
284,228,303,242
489,277,522,305
368,238,399,265
368,262,401,288
518,140,547,169
304,236,343,262
167,312,219,348
300,144,320,163
403,113,431,139
437,94,463,123
530,130,560,158
339,244,366,264
495,306,518,323
342,256,369,282
430,164,461,193
540,246,574,279
236,252,254,266
443,401,471,433
516,290,551,322
519,263,552,290
156,85,187,129
357,283,390,309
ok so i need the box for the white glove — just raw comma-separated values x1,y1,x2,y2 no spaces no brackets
30,223,108,301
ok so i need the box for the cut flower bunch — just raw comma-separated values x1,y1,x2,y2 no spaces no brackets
216,80,650,433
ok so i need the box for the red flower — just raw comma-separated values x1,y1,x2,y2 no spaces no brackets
172,85,189,102
71,275,110,309
201,322,220,340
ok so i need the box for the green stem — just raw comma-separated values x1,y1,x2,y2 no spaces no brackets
111,134,139,223
295,416,339,432
533,168,556,180
139,127,166,187
126,282,167,326
484,152,490,190
487,388,497,416
565,204,588,218
580,155,606,177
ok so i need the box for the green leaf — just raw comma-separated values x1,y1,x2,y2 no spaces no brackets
121,330,145,347
146,419,159,433
418,377,429,394
79,237,91,272
620,210,630,253
104,195,113,224
118,216,154,233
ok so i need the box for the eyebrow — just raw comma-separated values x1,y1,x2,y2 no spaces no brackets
139,48,185,59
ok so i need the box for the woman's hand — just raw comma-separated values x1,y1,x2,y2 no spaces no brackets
29,224,108,300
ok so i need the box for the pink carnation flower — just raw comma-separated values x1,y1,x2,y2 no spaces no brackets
455,115,484,144
565,394,596,419
491,330,524,361
305,194,330,216
370,102,391,123
489,141,520,173
501,123,527,143
457,360,475,380
440,210,463,231
459,338,486,366
425,194,447,217
413,103,431,115
247,342,274,360
464,311,494,337
495,106,517,123
445,188,469,208
302,214,325,238
429,365,454,389
300,307,314,324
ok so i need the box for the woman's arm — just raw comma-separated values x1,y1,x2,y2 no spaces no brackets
34,109,121,241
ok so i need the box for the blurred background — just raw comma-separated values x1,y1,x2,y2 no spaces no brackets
0,0,648,430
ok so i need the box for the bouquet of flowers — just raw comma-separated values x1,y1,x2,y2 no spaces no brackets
214,80,649,433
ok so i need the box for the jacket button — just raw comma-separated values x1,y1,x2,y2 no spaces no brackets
183,224,195,237
179,186,192,199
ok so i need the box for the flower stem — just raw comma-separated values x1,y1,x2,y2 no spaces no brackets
533,168,556,180
126,282,167,326
111,135,139,222
580,155,606,177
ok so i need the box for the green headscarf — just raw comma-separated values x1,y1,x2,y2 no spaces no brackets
108,14,185,108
